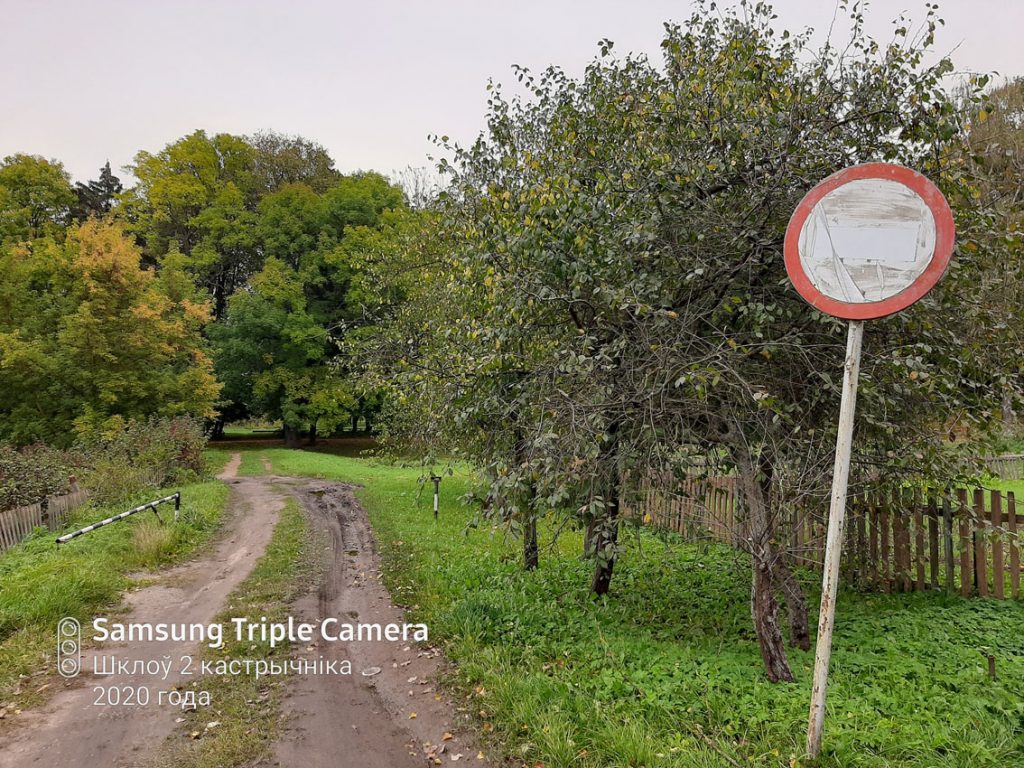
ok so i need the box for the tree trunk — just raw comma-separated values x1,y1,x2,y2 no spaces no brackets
729,432,795,682
774,557,811,650
307,422,317,446
751,560,795,682
583,516,597,558
283,424,301,448
588,422,621,596
511,419,539,572
589,500,619,595
351,413,359,434
523,515,539,570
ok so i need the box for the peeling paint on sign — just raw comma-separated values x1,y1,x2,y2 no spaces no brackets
797,178,937,304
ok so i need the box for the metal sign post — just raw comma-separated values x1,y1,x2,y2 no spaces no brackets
784,163,955,758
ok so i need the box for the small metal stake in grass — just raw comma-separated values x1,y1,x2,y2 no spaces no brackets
430,475,441,520
784,163,955,758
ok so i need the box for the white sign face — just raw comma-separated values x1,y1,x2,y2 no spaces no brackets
796,178,937,304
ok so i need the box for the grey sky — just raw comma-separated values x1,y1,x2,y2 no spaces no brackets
1,0,1019,184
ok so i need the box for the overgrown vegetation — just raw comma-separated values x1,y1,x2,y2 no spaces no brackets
0,416,209,509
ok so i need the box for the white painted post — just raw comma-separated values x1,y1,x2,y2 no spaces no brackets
432,475,440,520
806,319,865,758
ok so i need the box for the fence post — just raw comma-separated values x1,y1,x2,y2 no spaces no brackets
973,489,988,598
1009,492,1020,599
992,491,1004,599
958,489,972,597
927,491,939,589
914,488,925,591
942,494,954,593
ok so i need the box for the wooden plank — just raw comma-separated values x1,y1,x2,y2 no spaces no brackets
943,494,954,591
892,490,907,592
855,496,866,585
928,492,940,588
914,488,926,591
1010,492,1020,598
879,498,891,593
0,510,14,551
992,491,1004,599
868,499,879,587
974,489,988,598
959,489,972,597
789,505,798,567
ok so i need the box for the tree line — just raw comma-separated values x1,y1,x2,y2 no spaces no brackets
0,131,415,447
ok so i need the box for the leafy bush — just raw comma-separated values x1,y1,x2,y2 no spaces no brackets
0,416,208,512
0,443,72,510
73,416,208,504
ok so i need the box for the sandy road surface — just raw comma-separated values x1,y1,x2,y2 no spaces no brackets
267,480,487,767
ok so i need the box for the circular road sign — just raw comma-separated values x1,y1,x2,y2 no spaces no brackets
784,162,955,320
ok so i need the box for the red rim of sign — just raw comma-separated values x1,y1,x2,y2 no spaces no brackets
783,162,955,320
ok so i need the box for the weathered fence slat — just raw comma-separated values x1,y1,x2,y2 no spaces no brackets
992,491,1005,599
973,489,988,597
921,489,929,593
0,486,90,554
928,493,940,589
1010,492,1020,598
958,490,972,597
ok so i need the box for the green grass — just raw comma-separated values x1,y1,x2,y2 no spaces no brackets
0,480,229,710
153,495,318,768
245,447,1024,768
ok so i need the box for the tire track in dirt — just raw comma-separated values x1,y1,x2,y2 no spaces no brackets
267,480,488,768
0,457,281,768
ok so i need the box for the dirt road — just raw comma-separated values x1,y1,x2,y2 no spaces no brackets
1,456,484,768
268,480,484,767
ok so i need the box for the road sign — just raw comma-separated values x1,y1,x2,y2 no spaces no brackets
784,162,955,320
784,162,954,758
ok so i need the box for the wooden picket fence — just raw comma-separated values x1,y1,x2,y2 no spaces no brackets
629,475,1022,600
983,453,1024,480
0,484,89,553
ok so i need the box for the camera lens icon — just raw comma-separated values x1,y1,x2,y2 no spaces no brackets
57,617,81,678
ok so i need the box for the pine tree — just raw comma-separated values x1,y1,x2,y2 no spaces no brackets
74,161,122,218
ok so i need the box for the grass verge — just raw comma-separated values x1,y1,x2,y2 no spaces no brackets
152,494,319,768
0,480,229,713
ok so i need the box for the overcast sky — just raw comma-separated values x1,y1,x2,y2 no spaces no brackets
1,0,1019,184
